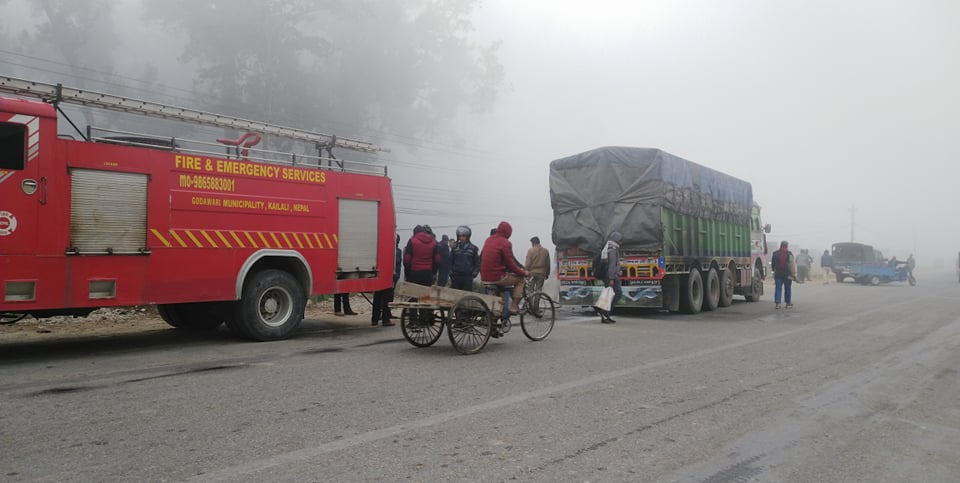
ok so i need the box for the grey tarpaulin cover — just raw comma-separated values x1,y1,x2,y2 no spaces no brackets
549,146,753,253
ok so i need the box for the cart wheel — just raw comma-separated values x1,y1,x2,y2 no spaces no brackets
401,308,444,347
447,296,493,355
520,292,555,341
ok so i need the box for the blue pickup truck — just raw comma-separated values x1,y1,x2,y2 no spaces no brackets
830,242,915,286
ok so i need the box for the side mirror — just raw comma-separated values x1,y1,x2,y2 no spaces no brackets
763,224,772,234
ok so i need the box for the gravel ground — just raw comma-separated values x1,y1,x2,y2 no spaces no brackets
0,294,376,343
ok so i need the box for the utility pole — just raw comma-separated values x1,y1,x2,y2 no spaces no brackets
849,205,856,242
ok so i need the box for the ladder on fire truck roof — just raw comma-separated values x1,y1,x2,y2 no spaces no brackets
0,74,381,153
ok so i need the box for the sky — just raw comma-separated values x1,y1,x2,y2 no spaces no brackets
453,0,959,266
2,0,958,267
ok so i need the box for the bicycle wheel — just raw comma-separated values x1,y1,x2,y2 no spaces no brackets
446,295,493,355
520,292,555,341
401,307,444,347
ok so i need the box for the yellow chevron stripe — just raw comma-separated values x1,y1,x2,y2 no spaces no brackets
169,230,188,248
215,230,232,248
229,231,245,248
151,229,172,248
200,230,218,248
279,232,292,248
332,233,339,244
185,230,204,248
150,229,338,250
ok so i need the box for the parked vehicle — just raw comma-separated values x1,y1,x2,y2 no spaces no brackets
551,147,769,314
830,242,915,286
856,263,916,286
0,76,395,340
830,242,880,283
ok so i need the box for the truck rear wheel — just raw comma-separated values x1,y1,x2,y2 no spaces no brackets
702,268,720,311
235,269,305,341
744,263,763,302
157,303,226,331
718,268,735,307
836,273,845,283
681,267,703,314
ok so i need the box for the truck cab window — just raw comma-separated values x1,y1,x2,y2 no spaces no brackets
0,122,27,170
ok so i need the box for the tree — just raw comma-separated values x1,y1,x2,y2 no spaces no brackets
143,0,502,147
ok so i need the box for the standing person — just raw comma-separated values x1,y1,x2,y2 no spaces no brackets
403,225,439,286
770,240,795,309
480,221,529,318
333,293,356,316
525,236,551,294
598,232,623,324
820,249,833,284
371,234,401,327
437,234,452,287
795,249,812,283
450,225,480,291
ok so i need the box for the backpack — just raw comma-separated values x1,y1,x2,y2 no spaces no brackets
592,251,608,281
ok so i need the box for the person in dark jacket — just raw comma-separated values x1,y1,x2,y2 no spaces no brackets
450,225,480,291
770,240,795,309
437,234,451,287
371,234,401,327
480,221,529,317
403,225,439,286
820,249,832,284
597,232,622,324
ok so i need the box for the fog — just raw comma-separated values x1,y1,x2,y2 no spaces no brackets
2,0,958,267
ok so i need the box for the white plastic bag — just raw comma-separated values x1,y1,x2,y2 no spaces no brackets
594,286,615,312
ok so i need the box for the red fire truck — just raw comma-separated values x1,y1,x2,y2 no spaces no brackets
0,76,395,340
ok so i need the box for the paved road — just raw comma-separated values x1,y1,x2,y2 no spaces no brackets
2,272,958,482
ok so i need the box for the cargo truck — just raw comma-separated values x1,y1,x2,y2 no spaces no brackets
551,147,769,313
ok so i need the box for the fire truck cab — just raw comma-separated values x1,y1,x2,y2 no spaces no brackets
0,76,395,340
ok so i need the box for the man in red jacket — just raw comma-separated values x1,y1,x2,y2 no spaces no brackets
403,225,440,286
480,221,529,315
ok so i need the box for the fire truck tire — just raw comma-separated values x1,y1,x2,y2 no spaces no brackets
235,269,305,341
702,268,720,312
718,268,735,307
680,267,703,314
157,303,225,331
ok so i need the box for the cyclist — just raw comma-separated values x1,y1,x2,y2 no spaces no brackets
450,225,481,291
480,221,529,319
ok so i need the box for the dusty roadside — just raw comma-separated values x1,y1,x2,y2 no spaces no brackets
0,294,376,344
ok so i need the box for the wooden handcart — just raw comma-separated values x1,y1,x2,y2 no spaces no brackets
390,281,556,354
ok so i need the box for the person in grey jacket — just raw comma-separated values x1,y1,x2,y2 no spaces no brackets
599,231,623,324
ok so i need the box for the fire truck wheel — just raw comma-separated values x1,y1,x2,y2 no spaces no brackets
681,267,703,314
236,269,305,341
701,268,720,312
157,303,225,331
